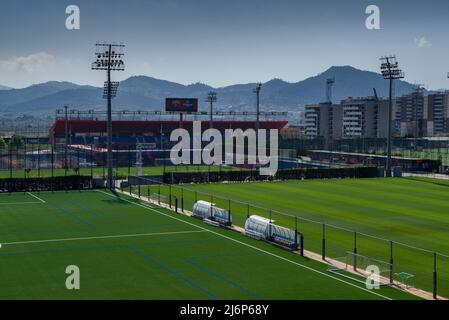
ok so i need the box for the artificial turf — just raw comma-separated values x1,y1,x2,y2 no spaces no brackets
0,190,416,300
392,149,449,166
149,177,449,298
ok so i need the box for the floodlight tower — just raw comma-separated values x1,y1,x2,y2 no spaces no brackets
253,83,262,164
92,42,125,190
380,55,404,177
326,78,335,103
206,91,217,128
64,105,69,170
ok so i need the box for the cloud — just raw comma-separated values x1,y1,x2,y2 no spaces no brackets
414,36,431,48
0,52,56,73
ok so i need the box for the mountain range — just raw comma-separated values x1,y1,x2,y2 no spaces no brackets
0,66,430,118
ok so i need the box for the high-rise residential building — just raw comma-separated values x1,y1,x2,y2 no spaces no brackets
394,90,449,137
395,89,425,137
304,91,449,142
305,97,390,144
341,97,390,139
304,102,342,142
304,104,321,139
426,92,449,136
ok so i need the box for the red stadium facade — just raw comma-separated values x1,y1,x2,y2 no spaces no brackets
50,119,288,145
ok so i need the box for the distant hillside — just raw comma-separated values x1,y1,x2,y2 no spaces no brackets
0,66,429,116
263,66,423,106
0,81,81,108
0,85,12,91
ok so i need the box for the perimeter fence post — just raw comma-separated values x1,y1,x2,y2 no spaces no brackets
433,252,438,300
175,196,178,213
138,179,141,198
169,185,172,208
228,199,232,225
322,224,326,260
353,232,357,271
181,189,184,212
294,216,299,251
390,241,394,285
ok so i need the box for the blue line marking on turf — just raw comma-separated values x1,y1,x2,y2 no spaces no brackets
185,258,264,300
127,245,220,300
65,201,101,218
0,243,124,257
49,203,96,229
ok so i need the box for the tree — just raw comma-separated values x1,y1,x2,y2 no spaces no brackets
9,134,24,150
0,136,7,151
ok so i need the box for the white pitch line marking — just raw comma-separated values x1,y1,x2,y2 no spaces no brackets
97,189,393,301
27,192,46,203
0,230,206,246
0,202,42,206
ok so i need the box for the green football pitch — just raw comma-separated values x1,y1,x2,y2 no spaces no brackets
392,149,449,166
0,190,415,300
149,177,449,298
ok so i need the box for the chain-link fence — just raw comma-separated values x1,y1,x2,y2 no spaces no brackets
286,136,449,169
0,142,248,180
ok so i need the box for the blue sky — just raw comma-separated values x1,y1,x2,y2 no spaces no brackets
1,0,448,89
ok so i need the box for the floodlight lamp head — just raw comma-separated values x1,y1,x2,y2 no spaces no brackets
326,77,335,84
206,91,217,103
379,55,404,80
92,42,126,71
253,83,262,94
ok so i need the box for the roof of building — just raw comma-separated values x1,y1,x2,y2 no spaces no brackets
50,119,288,141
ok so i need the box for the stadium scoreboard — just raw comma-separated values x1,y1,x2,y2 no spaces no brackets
165,98,198,113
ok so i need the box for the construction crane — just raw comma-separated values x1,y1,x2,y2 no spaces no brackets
326,78,335,103
373,88,379,101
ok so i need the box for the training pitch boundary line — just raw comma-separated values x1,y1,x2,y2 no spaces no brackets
0,192,46,206
97,190,393,300
0,201,42,205
27,192,46,203
0,230,207,246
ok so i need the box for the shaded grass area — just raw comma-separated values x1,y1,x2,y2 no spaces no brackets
0,190,415,300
